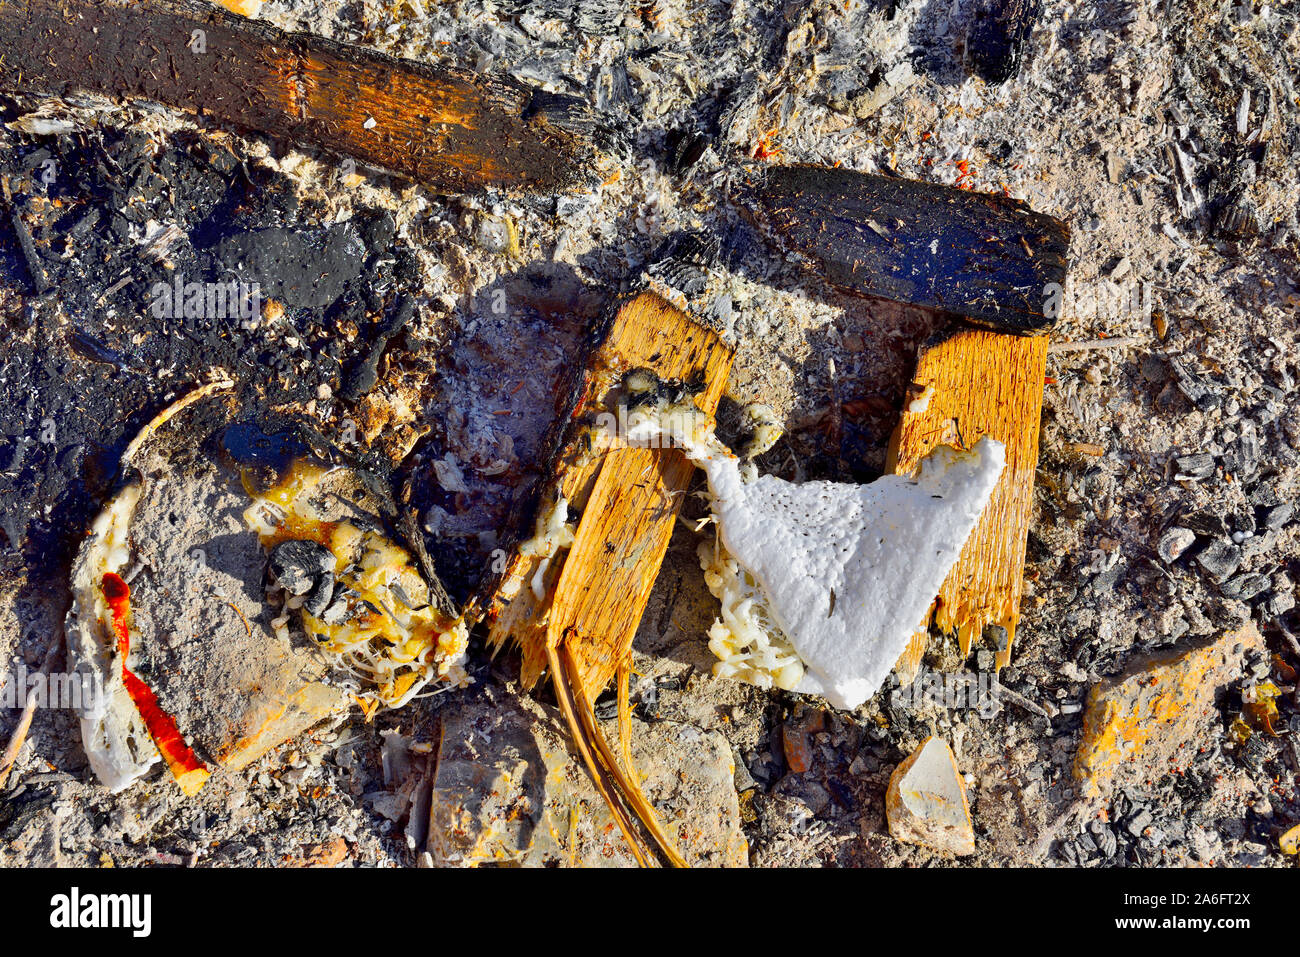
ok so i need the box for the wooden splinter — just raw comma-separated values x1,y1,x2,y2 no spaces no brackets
483,291,733,695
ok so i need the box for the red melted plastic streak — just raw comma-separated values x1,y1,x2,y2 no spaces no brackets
100,573,208,778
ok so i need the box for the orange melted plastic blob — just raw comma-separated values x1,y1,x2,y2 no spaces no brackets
101,573,211,795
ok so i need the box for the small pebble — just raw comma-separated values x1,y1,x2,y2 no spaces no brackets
1157,526,1196,562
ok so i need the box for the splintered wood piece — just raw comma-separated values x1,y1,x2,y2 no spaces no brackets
485,291,733,696
546,636,686,867
745,165,1070,334
0,0,607,195
543,639,652,868
892,612,933,689
887,329,1048,671
553,447,691,701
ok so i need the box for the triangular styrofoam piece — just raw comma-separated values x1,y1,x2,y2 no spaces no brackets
629,414,1004,709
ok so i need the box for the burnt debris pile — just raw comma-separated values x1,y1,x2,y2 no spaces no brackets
0,117,422,582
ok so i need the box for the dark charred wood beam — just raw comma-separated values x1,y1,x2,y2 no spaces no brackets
743,164,1070,334
0,0,610,195
968,0,1043,85
1,176,52,295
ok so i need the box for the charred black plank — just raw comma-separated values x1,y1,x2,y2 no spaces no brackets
744,164,1069,334
1,178,52,295
967,0,1042,84
0,0,608,195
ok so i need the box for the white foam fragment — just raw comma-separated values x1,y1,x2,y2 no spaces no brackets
65,484,162,792
629,411,1004,709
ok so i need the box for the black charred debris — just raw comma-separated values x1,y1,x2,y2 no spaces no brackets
0,118,419,585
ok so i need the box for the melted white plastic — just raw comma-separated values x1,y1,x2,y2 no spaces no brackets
66,484,163,792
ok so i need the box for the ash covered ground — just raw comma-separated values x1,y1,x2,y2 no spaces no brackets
1,0,1299,867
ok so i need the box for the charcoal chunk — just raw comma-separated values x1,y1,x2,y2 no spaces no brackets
1089,820,1118,858
646,232,717,298
1174,454,1216,480
1238,530,1277,560
664,128,709,174
1261,503,1293,530
269,540,336,595
1125,807,1153,838
303,571,336,617
1195,539,1241,583
1181,510,1227,537
1261,590,1296,619
1166,356,1220,410
339,343,384,402
1220,573,1270,601
1213,191,1260,240
968,0,1042,84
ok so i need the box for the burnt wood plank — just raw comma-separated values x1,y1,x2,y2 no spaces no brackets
968,0,1043,85
745,164,1070,334
0,0,608,195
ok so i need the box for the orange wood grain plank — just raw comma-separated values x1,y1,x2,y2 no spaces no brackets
485,291,733,695
551,447,695,704
888,329,1047,672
